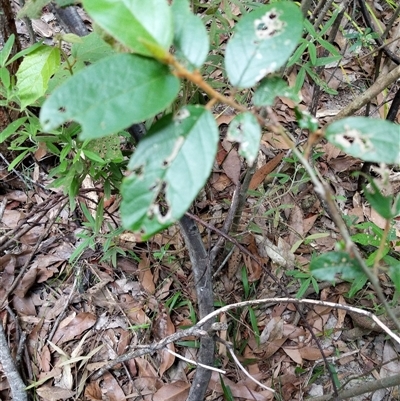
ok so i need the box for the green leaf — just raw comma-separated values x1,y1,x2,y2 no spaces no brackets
16,45,61,110
253,76,300,106
363,178,397,219
7,41,43,67
0,35,15,67
227,112,261,166
17,0,50,18
86,134,124,163
310,251,364,282
0,117,27,143
83,0,173,57
294,108,318,131
172,0,209,68
386,256,400,293
121,106,218,239
308,42,317,65
225,2,303,88
82,149,106,164
0,67,11,90
61,33,83,44
312,56,342,67
71,32,115,63
40,54,180,139
325,117,400,164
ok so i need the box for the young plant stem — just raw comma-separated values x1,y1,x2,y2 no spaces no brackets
167,55,248,114
373,219,391,274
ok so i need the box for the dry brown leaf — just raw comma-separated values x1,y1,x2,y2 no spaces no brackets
210,173,231,191
84,381,102,401
255,337,286,358
221,138,241,185
120,294,150,324
155,277,173,300
322,143,342,161
100,372,126,401
298,346,332,361
138,255,155,294
302,214,318,235
14,266,38,298
1,209,24,228
288,205,304,246
34,142,48,160
209,372,272,401
260,317,284,343
12,295,36,315
152,381,190,401
36,385,75,400
135,358,158,386
282,346,303,365
39,345,51,372
153,310,175,376
249,153,284,190
216,141,228,166
52,312,96,345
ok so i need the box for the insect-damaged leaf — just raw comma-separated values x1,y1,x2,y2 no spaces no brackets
83,0,173,57
310,251,364,282
121,106,218,239
40,54,180,139
325,117,400,164
253,76,300,107
225,2,303,88
227,112,261,166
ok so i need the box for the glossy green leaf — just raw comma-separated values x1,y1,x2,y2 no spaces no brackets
172,0,209,68
253,76,300,106
227,112,261,166
16,45,60,110
121,106,219,239
40,54,180,139
225,2,303,88
83,0,172,57
325,117,400,164
310,251,364,282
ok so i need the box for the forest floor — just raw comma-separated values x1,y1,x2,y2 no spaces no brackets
1,1,400,401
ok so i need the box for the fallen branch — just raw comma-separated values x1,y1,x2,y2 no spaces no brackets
0,322,27,401
93,297,400,394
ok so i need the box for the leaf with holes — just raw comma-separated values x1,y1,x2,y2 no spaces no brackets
83,0,172,57
225,2,303,88
227,112,261,166
40,54,180,139
172,0,209,68
310,251,364,282
253,76,300,106
325,117,400,164
121,106,218,239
